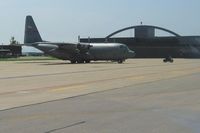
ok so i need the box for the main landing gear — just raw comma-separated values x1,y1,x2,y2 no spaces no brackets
70,60,91,64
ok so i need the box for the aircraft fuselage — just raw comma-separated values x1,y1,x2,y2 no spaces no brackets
34,43,135,63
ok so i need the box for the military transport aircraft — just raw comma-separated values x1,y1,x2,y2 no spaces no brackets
24,16,135,63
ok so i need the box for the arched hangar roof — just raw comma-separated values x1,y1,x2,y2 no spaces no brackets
106,25,181,38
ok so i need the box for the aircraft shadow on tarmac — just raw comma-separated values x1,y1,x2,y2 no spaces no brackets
17,61,57,64
17,61,128,66
17,61,69,65
42,61,120,65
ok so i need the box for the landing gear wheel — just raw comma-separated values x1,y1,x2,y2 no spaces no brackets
77,60,84,64
118,60,123,64
163,56,173,63
70,60,76,64
85,60,91,63
169,59,174,63
163,59,167,63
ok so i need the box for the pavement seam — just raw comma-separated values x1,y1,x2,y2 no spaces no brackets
44,121,86,133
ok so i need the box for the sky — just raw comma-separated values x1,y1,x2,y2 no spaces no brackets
0,0,200,52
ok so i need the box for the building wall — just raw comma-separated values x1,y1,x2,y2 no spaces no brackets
80,37,200,58
135,27,155,38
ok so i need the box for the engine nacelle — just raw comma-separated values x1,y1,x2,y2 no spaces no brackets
77,44,92,53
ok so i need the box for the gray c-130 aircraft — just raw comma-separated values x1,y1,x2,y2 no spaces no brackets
24,16,135,63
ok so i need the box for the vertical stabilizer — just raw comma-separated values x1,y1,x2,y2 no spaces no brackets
24,16,42,43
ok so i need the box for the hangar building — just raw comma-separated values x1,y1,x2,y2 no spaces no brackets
80,25,200,58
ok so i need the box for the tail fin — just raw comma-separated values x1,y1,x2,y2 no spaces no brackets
24,16,43,43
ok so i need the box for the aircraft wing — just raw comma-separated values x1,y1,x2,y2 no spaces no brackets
36,42,92,53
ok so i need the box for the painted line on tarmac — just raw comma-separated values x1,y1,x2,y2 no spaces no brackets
16,91,31,94
45,121,86,133
50,85,86,92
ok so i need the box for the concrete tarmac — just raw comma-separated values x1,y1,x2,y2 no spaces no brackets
0,59,200,133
